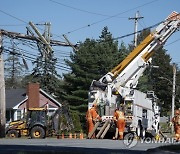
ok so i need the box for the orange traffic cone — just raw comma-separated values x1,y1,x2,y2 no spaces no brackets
80,133,84,139
69,133,72,139
74,133,77,139
61,133,64,139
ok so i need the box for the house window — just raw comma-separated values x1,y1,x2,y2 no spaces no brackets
17,110,21,120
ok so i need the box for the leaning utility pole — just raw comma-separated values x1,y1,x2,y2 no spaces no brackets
129,11,144,47
29,21,53,54
0,29,72,47
0,31,6,138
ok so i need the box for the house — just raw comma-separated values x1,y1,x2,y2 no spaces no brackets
6,87,61,122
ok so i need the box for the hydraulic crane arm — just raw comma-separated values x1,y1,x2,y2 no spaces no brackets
99,11,180,89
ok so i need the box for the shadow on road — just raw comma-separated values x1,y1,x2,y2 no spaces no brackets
0,145,145,154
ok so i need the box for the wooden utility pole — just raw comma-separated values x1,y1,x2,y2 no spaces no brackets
29,21,53,54
0,29,73,47
0,31,6,138
129,11,144,47
63,34,78,52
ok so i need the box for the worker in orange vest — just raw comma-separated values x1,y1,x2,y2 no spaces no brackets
86,103,101,138
113,108,126,140
172,109,180,141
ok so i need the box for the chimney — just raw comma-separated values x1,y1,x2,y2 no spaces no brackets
26,83,40,108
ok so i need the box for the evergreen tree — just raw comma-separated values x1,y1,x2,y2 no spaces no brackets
22,43,60,94
133,29,178,115
4,45,25,88
150,48,173,115
62,27,128,131
127,28,179,115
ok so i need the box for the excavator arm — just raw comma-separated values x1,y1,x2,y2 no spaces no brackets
50,105,74,134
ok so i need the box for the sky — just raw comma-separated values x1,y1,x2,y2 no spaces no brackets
0,0,180,75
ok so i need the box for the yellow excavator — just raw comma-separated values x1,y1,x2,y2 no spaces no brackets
6,106,74,138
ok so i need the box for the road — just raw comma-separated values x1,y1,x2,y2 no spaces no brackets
0,138,179,154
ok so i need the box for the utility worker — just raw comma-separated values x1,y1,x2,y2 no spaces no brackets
113,108,126,140
172,109,180,141
86,103,101,138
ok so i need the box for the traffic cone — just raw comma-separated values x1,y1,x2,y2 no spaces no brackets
61,133,64,139
74,133,77,139
80,133,84,139
69,133,72,139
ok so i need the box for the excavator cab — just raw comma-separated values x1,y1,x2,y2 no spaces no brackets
26,108,47,138
6,108,48,139
6,106,74,139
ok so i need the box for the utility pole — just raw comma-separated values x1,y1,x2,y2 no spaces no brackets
29,21,53,54
0,31,6,138
0,29,73,47
129,11,144,47
171,63,176,133
63,34,78,52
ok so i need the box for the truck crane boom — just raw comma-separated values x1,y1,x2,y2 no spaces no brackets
88,11,180,139
100,11,180,90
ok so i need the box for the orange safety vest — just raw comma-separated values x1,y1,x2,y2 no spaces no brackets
113,110,125,121
86,107,100,121
86,109,92,120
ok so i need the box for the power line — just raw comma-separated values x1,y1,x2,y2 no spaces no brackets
49,0,128,18
113,21,162,40
0,9,68,43
3,37,71,63
0,9,27,24
3,19,179,59
3,48,71,71
138,11,146,28
1,29,71,47
4,45,70,67
165,38,180,47
0,24,26,27
0,1,159,43
64,0,159,35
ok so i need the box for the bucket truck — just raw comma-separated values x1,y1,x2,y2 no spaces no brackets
88,11,180,139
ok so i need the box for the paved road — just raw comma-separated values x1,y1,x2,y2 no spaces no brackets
0,138,179,154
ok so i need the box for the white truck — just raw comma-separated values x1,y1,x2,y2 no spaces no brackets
88,11,180,139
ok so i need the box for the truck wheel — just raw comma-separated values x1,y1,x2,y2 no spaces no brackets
30,126,45,139
7,130,19,138
140,128,146,138
136,124,141,137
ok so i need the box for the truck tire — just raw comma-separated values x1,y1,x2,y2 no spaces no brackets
7,130,19,138
30,126,45,139
140,128,146,138
136,124,141,137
